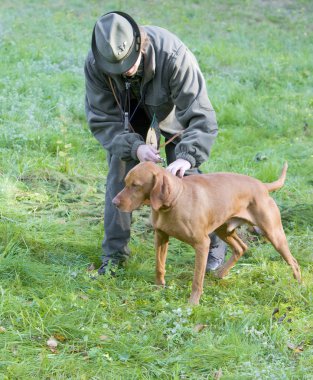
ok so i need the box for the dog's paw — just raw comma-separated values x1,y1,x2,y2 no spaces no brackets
155,279,166,287
188,294,200,305
214,267,227,279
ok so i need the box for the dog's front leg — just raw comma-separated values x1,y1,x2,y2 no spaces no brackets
189,238,210,305
155,229,169,287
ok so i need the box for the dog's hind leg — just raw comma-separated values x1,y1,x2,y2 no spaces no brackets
215,228,248,278
251,198,301,283
216,231,248,278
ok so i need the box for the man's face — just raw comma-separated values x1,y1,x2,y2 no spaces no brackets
123,53,142,77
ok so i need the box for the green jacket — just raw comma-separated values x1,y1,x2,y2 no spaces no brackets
84,25,218,168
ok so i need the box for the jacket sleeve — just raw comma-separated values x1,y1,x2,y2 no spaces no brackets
84,54,145,161
168,46,218,167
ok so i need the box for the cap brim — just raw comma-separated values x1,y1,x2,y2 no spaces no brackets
92,11,141,75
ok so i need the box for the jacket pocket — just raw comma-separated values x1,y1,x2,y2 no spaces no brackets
145,88,169,106
145,88,173,122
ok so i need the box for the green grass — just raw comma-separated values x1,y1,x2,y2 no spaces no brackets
1,0,313,378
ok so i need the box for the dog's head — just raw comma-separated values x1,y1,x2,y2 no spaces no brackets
112,162,177,212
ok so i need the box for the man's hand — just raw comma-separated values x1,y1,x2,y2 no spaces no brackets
166,158,191,178
137,144,162,163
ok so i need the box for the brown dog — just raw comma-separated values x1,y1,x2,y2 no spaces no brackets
112,162,301,305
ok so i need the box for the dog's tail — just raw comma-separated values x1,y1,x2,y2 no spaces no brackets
264,162,288,192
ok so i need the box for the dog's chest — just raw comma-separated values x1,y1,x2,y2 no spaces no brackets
151,211,169,230
151,209,196,241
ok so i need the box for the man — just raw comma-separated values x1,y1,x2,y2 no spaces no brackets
84,11,227,274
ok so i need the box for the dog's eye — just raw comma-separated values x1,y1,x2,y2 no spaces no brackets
131,183,141,189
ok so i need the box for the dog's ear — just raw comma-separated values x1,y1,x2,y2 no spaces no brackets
150,173,172,211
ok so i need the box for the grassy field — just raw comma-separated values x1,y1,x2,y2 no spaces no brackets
0,0,313,378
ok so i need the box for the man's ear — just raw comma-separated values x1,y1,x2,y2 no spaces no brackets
150,173,172,211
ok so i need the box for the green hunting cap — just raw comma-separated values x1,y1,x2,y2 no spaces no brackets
92,11,141,75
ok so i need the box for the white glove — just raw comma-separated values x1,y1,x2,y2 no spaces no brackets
166,158,191,178
137,144,162,163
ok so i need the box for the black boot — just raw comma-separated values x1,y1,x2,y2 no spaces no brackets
98,256,126,276
206,233,227,272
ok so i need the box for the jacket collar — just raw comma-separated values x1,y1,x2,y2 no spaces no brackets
141,37,155,87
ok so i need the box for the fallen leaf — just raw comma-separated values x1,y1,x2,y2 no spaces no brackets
87,263,96,271
78,293,89,301
287,341,304,353
194,324,208,333
214,368,223,379
54,334,66,342
99,335,110,341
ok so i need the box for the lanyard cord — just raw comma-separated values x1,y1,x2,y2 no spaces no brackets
124,81,130,116
108,76,123,114
125,80,145,123
108,76,142,133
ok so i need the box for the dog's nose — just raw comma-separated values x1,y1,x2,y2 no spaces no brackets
112,196,120,207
